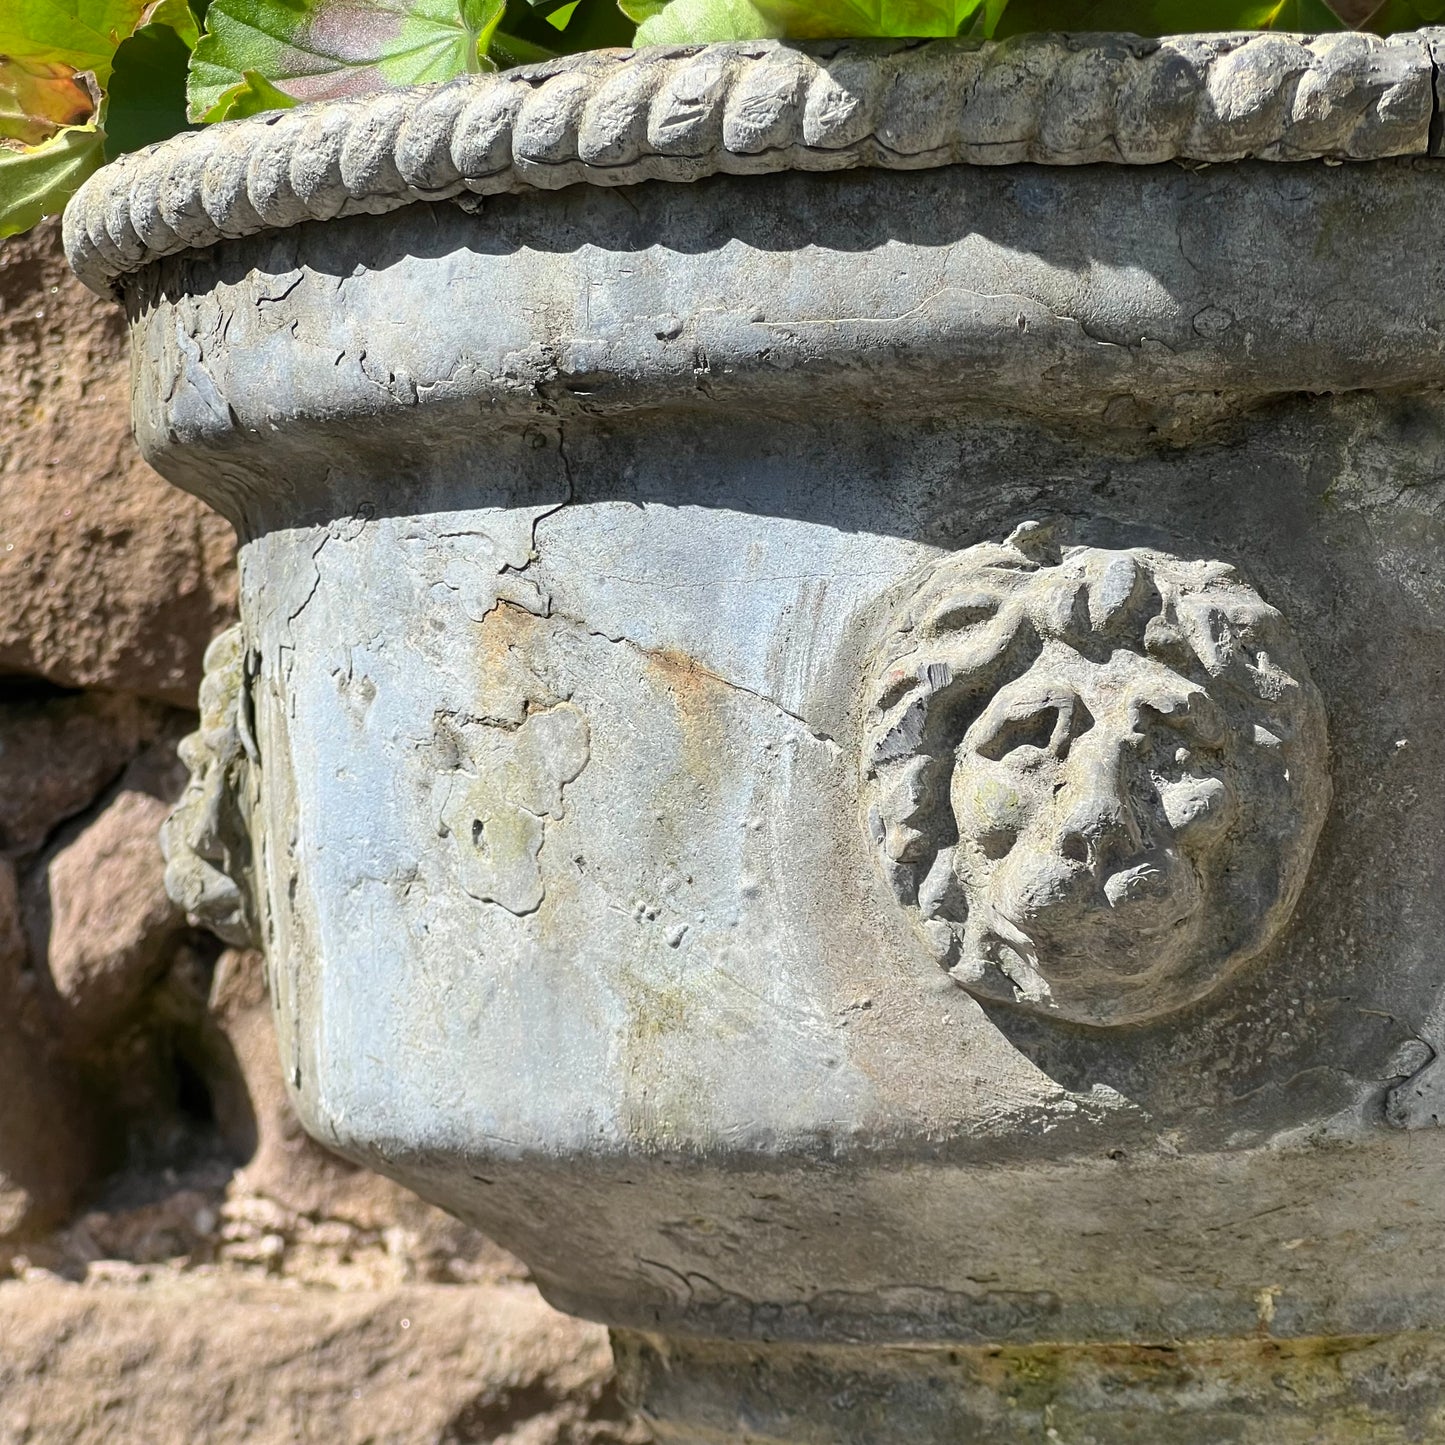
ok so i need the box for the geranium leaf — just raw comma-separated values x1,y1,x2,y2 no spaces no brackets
486,0,628,57
0,57,97,148
755,0,984,35
636,0,984,42
468,0,510,52
140,0,201,45
0,122,104,236
633,0,780,41
187,0,506,122
487,28,559,62
203,65,298,118
104,14,195,157
0,0,153,84
994,0,1348,32
526,0,632,43
1240,0,1347,25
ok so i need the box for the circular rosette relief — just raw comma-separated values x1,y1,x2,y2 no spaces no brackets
861,523,1330,1027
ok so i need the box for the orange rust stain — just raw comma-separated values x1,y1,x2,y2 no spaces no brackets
476,597,544,671
469,600,560,723
640,646,734,788
641,644,715,698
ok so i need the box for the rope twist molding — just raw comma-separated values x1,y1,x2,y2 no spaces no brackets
64,30,1445,294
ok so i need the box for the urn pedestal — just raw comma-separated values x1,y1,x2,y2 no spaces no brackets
68,33,1445,1440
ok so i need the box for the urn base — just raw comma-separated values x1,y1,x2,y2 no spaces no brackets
613,1329,1445,1444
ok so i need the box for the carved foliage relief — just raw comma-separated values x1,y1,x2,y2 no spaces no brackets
862,525,1330,1026
161,624,260,947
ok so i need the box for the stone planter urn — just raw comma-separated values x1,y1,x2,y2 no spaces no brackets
67,30,1445,1440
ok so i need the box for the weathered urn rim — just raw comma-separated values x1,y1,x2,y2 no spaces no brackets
63,26,1445,296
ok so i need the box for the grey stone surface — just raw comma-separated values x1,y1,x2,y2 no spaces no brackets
91,44,1445,1436
64,31,1445,295
613,1330,1445,1443
135,156,1445,1353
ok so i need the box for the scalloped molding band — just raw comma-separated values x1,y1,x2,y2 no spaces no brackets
64,31,1445,295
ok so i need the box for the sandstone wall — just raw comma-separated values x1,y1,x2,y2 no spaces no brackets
0,220,641,1445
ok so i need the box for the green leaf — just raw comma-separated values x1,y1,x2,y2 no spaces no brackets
1249,0,1348,25
187,0,506,122
487,27,560,61
635,0,983,41
522,0,582,21
105,17,196,156
486,0,629,52
993,0,1348,32
617,0,667,21
0,122,104,236
0,57,96,147
204,65,298,117
140,0,201,45
634,0,779,40
0,0,153,84
766,0,985,35
467,0,510,54
528,0,632,41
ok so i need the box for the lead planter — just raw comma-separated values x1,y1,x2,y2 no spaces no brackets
68,32,1445,1440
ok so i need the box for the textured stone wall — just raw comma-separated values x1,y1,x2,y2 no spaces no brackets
0,220,640,1445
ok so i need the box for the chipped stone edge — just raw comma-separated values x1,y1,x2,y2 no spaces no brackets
64,30,1445,296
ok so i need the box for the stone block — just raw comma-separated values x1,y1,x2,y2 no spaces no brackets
0,218,234,705
0,859,98,1240
32,787,183,1049
0,692,170,858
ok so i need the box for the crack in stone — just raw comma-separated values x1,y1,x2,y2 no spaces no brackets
1429,42,1444,155
528,600,841,753
284,532,329,629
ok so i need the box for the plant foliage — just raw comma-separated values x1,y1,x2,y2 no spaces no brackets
0,0,1428,238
